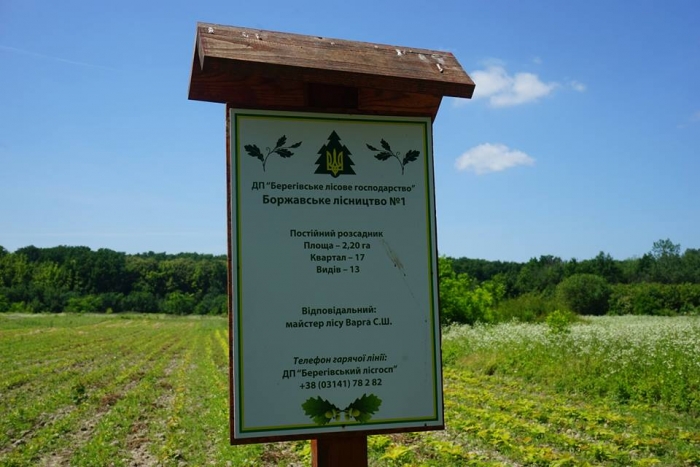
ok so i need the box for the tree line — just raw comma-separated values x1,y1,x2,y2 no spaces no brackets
440,239,700,324
0,245,227,314
451,238,700,295
0,239,698,321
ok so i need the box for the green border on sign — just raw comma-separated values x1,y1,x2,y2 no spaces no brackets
231,109,442,437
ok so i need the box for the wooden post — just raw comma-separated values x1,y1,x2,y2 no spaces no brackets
312,435,368,467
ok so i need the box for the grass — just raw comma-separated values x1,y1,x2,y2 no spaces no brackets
443,315,700,414
1,313,698,466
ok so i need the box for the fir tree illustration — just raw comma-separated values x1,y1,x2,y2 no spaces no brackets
314,131,355,178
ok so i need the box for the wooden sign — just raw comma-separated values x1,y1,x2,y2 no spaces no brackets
189,23,474,460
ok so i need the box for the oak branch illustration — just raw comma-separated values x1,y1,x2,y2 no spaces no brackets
302,393,382,425
244,135,302,171
366,139,420,175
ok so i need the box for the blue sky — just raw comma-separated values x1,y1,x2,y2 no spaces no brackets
1,0,698,262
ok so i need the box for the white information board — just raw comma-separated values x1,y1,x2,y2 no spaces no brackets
229,109,442,440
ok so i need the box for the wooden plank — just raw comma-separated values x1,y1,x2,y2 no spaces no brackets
190,23,474,104
358,88,442,120
197,24,467,83
190,51,445,119
311,435,368,467
190,51,306,108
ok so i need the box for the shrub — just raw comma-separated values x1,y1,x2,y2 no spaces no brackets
66,295,103,313
493,292,557,323
545,309,576,335
556,274,610,315
162,291,196,315
609,283,700,316
194,293,228,315
438,257,502,325
0,291,9,312
123,291,160,313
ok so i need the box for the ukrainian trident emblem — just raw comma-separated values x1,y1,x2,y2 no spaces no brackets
314,131,356,177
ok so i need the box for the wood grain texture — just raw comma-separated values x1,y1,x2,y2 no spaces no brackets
189,22,474,117
312,435,368,467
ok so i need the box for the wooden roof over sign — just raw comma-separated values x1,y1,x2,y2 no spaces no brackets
188,23,475,118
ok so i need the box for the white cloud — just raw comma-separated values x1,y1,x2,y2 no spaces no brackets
532,56,543,65
569,80,587,92
471,65,558,107
455,143,535,175
449,96,471,108
678,111,700,128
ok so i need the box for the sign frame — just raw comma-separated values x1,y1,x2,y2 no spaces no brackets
226,107,444,444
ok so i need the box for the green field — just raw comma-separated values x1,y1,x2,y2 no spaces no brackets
1,314,698,466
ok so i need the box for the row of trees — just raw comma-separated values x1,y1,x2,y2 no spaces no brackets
1,239,698,321
440,239,700,324
451,239,700,297
0,245,227,314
